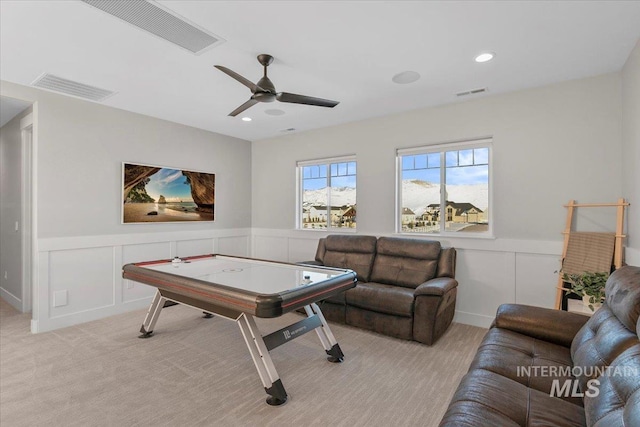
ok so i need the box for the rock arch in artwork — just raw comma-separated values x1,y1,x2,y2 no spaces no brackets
123,164,215,216
182,171,215,214
123,164,161,203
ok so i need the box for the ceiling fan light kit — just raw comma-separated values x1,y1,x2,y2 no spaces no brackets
215,54,339,117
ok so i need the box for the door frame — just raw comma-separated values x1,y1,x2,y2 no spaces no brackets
20,113,33,314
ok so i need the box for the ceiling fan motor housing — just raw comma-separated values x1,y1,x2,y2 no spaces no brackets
256,76,276,94
253,91,276,102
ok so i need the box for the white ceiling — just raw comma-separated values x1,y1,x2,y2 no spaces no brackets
1,1,639,142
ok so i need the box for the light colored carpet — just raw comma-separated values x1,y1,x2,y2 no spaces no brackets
0,298,487,427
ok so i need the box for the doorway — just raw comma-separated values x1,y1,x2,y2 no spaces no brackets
0,95,34,314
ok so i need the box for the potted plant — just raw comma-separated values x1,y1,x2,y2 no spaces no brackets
562,271,609,311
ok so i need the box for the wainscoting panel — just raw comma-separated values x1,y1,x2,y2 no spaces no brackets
33,228,251,333
515,252,561,308
626,247,640,267
218,235,250,257
122,242,172,303
122,242,172,264
30,228,575,333
176,239,215,257
454,249,516,326
288,237,319,263
253,235,288,262
49,246,115,318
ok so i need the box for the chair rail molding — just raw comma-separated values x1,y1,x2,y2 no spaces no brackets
32,228,251,333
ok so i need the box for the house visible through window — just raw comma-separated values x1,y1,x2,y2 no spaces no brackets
298,156,356,230
398,139,491,234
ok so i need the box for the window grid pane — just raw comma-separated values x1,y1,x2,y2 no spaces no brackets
399,144,490,234
300,159,356,230
403,153,440,171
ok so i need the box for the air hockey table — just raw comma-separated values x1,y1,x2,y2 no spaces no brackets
122,254,357,406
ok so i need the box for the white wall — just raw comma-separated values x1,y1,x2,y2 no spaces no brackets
252,73,623,327
0,81,253,332
0,66,633,332
0,106,31,309
622,39,640,266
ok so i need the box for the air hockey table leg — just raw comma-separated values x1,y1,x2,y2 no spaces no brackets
237,313,288,406
304,303,345,363
138,290,166,338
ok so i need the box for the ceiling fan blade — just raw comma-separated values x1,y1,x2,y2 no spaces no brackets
214,65,259,92
276,92,339,108
228,99,258,117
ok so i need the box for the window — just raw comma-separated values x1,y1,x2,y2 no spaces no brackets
397,139,491,235
297,156,356,230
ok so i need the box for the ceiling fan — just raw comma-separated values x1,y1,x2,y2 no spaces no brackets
214,54,339,117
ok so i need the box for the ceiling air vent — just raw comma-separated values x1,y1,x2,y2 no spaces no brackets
456,87,488,97
81,0,224,55
31,73,116,102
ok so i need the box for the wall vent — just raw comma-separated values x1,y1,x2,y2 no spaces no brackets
456,87,488,97
81,0,224,55
31,73,116,102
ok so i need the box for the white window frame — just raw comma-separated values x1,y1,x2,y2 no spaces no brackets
296,154,357,231
396,138,493,238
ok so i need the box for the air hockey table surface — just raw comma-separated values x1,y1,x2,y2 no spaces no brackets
123,254,357,406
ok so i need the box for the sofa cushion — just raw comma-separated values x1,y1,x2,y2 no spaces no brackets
439,369,586,427
469,328,581,406
324,289,348,305
370,237,441,288
604,266,640,332
576,267,640,427
572,267,640,393
346,306,414,340
571,305,639,392
583,344,640,427
345,282,415,317
317,300,346,324
322,235,377,282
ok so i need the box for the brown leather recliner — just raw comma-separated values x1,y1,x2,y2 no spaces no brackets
440,265,640,427
304,235,457,345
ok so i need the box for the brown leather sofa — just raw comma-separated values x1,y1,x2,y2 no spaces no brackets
440,265,640,427
303,235,457,345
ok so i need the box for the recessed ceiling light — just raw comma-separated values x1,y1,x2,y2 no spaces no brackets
265,109,285,116
392,71,420,84
475,52,495,63
241,117,252,122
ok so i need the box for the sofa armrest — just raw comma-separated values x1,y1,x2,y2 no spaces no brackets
493,304,589,347
414,277,458,296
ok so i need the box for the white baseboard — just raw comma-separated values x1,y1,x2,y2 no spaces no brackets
0,286,22,312
453,310,494,329
34,297,153,333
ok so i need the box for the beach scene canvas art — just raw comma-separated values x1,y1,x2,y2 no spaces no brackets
122,163,215,223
